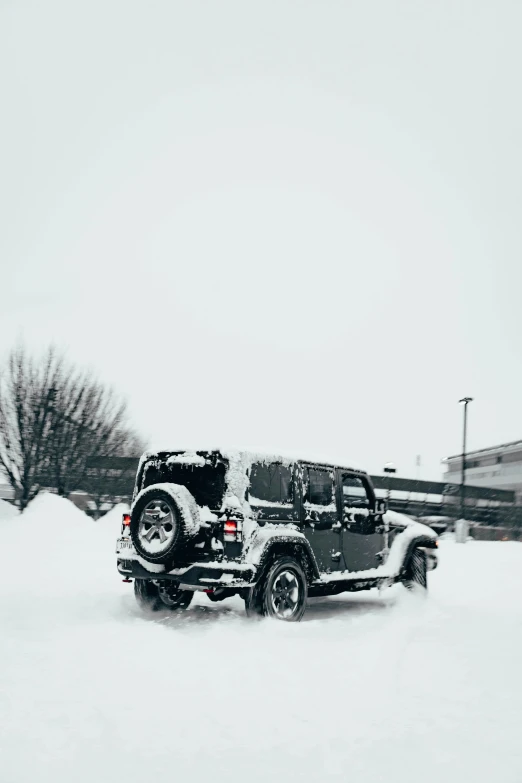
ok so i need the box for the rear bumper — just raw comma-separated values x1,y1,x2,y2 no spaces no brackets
117,558,256,590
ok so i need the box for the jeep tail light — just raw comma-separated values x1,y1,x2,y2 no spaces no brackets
223,519,242,543
122,514,131,527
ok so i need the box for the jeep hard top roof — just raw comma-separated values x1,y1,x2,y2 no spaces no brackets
138,448,367,476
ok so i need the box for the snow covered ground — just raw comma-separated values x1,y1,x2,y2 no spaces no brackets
1,495,521,783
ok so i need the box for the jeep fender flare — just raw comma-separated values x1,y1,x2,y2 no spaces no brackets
249,533,320,586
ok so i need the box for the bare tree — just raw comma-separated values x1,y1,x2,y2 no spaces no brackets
44,377,125,498
0,345,62,509
0,343,142,511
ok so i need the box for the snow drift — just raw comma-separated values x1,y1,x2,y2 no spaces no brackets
0,497,18,521
1,495,521,783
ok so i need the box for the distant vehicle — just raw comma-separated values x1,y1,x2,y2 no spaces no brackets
116,450,438,621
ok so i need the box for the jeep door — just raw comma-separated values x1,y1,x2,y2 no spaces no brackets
301,465,341,573
339,472,384,572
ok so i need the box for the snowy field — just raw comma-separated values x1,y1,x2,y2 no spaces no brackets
1,495,521,783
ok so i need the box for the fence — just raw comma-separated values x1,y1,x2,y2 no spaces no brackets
370,475,520,528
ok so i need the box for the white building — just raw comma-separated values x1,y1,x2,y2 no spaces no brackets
443,439,522,504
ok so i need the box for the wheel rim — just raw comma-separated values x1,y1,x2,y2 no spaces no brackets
138,499,177,553
270,570,300,619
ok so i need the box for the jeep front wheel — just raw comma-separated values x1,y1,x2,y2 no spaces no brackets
404,549,428,591
246,556,308,622
134,579,194,612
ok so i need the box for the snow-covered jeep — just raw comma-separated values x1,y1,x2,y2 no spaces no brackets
116,450,438,621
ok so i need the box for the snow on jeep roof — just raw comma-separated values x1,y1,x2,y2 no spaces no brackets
140,447,363,473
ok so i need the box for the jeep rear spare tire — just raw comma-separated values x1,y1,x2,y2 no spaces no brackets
130,484,200,564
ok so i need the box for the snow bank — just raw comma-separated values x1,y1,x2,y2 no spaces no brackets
0,497,18,521
0,492,117,608
1,495,522,783
100,502,130,521
24,491,90,524
97,502,130,538
97,503,130,534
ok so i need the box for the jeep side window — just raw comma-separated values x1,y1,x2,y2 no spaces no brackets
307,468,334,506
249,463,293,505
342,475,371,510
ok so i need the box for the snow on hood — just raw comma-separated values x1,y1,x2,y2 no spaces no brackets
384,510,439,540
384,509,418,527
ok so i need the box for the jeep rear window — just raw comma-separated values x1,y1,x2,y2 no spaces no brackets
140,454,227,509
249,463,293,505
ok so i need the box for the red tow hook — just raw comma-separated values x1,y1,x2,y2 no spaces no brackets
122,578,133,583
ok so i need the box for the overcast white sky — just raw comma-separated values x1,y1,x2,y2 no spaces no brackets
1,0,521,480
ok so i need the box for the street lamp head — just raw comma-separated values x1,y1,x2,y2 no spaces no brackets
459,397,473,405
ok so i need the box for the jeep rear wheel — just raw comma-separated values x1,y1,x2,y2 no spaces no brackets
134,579,193,612
246,556,308,622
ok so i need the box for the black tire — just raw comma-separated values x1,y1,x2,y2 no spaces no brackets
130,488,184,565
404,548,428,591
245,556,308,622
244,582,264,618
134,579,194,612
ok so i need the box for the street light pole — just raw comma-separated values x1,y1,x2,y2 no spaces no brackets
459,397,473,521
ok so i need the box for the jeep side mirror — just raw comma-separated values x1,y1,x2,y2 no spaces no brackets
374,499,387,515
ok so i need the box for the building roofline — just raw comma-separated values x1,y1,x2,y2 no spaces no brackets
443,438,522,462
